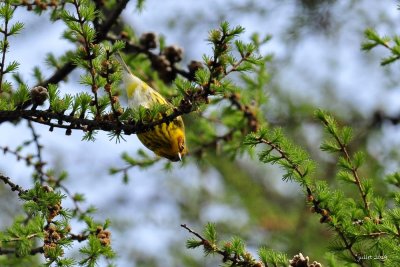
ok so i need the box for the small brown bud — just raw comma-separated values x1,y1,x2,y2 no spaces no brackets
307,195,314,202
289,253,309,266
310,261,322,267
111,96,119,104
30,86,49,106
215,65,225,76
187,60,203,79
96,228,111,246
139,32,158,49
103,230,111,238
320,209,328,216
152,55,171,71
97,232,107,239
48,224,57,233
151,55,176,83
39,2,47,10
43,185,54,192
101,60,109,68
51,231,61,241
116,108,123,116
320,215,332,224
104,83,111,92
96,226,103,233
99,237,110,246
163,45,184,63
65,128,72,136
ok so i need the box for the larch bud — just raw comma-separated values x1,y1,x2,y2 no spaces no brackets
188,60,203,79
163,45,184,63
139,32,158,50
30,86,49,106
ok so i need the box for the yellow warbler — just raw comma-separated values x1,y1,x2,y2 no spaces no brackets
115,53,187,161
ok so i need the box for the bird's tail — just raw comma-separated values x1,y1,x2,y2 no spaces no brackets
114,52,132,74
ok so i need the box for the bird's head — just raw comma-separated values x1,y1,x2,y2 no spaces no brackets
161,134,187,162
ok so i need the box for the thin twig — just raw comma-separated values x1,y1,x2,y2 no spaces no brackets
180,224,207,242
180,224,257,266
27,120,45,183
0,174,27,196
72,0,101,118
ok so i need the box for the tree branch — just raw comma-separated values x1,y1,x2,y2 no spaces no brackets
0,246,44,256
0,108,186,134
17,0,130,110
0,174,27,196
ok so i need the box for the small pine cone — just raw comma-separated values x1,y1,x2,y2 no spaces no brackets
320,209,328,216
188,60,203,79
51,231,61,241
30,86,49,106
39,2,47,10
289,253,309,267
42,185,54,192
139,32,158,49
163,45,183,63
152,55,172,72
96,226,103,233
152,55,176,83
97,229,111,246
47,224,57,233
310,261,322,267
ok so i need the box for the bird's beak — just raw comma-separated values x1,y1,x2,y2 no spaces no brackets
178,152,182,161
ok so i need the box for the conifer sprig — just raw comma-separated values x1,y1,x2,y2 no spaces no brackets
316,110,371,217
0,1,23,93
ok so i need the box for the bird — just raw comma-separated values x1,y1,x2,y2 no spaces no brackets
114,52,187,161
